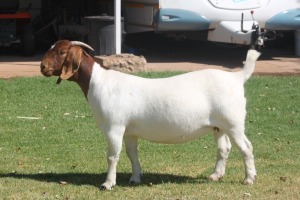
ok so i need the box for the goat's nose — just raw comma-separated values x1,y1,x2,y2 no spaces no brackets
40,63,46,70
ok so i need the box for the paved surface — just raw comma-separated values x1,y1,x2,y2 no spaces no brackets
0,35,299,78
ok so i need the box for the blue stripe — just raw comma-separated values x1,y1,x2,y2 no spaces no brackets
266,9,300,30
156,9,210,31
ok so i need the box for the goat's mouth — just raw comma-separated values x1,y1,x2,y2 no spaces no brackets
40,64,54,77
41,68,53,77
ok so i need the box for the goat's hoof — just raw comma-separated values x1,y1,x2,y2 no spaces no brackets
243,178,256,185
100,185,110,190
208,174,223,181
100,185,108,190
100,183,113,191
129,177,141,185
243,175,256,185
129,173,142,185
129,180,140,185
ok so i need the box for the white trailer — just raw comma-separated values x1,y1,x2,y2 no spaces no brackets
122,0,300,54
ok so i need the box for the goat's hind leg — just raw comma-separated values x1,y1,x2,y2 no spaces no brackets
209,129,232,181
229,127,256,184
124,136,142,184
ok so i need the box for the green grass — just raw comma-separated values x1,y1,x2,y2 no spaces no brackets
0,73,299,199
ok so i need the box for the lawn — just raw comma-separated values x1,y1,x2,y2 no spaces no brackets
0,73,299,199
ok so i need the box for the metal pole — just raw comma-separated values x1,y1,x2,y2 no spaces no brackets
295,30,300,57
114,0,121,54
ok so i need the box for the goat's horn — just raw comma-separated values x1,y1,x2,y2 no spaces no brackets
71,41,94,51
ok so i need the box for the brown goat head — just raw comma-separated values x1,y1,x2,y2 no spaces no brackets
40,40,93,84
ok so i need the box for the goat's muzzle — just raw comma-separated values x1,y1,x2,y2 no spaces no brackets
40,62,53,77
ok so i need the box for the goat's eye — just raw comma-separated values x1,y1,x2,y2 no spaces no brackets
58,50,66,55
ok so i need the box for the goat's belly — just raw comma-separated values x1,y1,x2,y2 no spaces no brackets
125,125,213,144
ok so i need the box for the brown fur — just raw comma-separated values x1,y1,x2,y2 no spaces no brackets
40,40,95,98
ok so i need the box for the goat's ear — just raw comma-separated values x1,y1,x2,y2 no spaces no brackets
60,46,82,80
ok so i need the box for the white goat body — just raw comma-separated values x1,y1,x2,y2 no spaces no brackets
87,50,260,189
40,41,260,190
89,67,245,144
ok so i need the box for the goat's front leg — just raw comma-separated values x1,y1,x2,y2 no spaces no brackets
124,136,142,184
209,130,232,181
101,127,125,190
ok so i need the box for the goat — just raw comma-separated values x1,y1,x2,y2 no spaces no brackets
40,40,261,190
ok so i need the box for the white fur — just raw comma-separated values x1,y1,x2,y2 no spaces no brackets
87,50,260,190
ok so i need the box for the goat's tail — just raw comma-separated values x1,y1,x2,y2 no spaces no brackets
242,49,261,82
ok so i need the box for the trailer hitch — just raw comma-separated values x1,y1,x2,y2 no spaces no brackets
241,11,277,49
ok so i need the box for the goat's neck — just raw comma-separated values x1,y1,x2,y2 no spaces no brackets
71,55,94,98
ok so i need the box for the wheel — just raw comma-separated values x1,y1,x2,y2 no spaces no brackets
21,25,36,56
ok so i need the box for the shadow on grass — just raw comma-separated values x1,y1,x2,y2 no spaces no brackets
0,172,209,188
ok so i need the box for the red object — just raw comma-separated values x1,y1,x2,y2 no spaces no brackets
0,12,31,19
0,12,32,32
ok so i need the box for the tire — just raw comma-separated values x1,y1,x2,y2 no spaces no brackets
21,25,36,56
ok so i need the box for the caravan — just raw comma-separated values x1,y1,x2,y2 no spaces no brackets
123,0,300,51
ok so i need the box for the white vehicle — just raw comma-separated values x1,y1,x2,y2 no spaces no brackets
122,0,300,53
